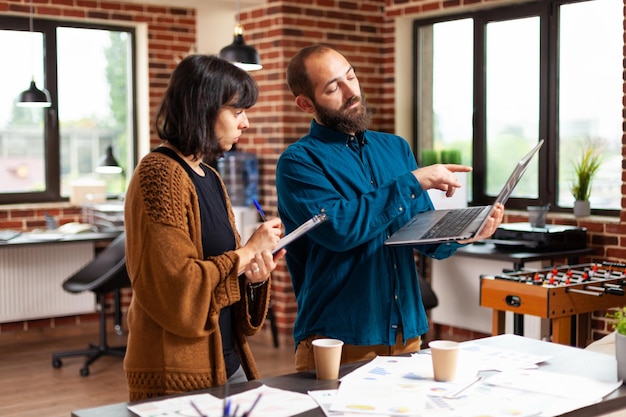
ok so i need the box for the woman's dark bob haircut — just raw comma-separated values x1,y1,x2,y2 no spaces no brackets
155,54,258,161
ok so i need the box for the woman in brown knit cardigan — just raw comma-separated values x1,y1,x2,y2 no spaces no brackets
123,54,285,401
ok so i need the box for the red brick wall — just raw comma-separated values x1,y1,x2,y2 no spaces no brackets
1,0,625,346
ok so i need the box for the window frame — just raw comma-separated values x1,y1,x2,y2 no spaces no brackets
412,0,620,217
0,16,137,205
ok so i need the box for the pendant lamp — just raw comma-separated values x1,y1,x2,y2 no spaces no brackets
219,0,262,71
96,146,123,174
17,0,51,108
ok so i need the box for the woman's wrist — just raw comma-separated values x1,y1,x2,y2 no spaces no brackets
247,279,267,289
246,279,267,302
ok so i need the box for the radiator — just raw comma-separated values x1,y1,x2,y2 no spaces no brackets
0,241,96,323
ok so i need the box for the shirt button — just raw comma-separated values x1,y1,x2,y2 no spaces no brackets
398,207,404,212
394,295,398,300
411,193,416,199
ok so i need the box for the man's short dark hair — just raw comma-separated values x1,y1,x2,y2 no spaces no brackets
286,44,338,99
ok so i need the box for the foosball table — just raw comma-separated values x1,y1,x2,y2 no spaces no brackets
480,261,626,346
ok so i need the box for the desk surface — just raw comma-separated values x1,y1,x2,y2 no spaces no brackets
0,231,120,248
457,242,594,267
72,334,626,417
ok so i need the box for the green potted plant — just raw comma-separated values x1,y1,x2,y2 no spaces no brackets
607,307,626,381
570,145,601,217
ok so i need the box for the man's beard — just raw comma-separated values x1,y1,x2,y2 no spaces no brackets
313,94,372,134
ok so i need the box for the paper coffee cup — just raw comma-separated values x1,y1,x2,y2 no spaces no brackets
429,340,459,382
312,338,344,380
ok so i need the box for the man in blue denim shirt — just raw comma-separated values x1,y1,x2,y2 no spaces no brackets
276,44,503,371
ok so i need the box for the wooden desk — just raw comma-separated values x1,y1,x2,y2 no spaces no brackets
71,334,625,417
0,232,120,323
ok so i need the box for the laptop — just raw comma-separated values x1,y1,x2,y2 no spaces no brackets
384,139,544,246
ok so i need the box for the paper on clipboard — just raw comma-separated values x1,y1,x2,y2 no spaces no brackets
273,213,328,254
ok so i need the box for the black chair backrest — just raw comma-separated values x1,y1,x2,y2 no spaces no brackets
419,275,438,310
62,232,129,295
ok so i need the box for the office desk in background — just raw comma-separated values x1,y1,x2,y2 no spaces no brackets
452,242,593,271
71,334,625,417
0,231,120,323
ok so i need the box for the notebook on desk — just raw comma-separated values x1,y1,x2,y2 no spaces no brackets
384,139,543,246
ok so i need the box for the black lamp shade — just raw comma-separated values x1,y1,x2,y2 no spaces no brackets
96,146,123,174
219,24,262,71
17,80,51,108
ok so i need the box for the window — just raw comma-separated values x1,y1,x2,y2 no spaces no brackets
0,17,135,204
414,0,621,215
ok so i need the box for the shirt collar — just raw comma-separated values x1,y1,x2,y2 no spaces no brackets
309,119,367,146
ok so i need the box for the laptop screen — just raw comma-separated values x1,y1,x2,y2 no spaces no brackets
494,139,544,206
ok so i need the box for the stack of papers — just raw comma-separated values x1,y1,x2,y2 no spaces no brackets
307,343,621,417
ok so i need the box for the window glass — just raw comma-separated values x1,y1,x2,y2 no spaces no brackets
485,16,540,199
558,0,621,209
418,19,474,201
0,18,134,204
58,27,131,199
0,29,46,194
414,0,621,215
432,18,473,166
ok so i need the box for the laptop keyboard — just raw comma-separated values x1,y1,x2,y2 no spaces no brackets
421,207,485,239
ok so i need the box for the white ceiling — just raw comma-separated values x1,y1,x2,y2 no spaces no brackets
121,0,266,56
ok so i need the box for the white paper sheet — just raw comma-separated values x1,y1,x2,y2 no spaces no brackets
127,384,318,417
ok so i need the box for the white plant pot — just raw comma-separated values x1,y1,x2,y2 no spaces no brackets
616,332,626,382
573,200,590,217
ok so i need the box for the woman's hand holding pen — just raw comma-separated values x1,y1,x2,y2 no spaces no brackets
236,217,286,282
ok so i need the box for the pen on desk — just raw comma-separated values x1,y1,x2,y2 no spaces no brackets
252,199,267,222
223,381,230,417
190,400,208,417
243,393,262,417
443,375,482,399
224,398,232,417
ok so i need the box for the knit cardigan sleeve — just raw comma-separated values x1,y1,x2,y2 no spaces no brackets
124,153,269,338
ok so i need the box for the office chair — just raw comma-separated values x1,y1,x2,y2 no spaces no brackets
266,303,279,348
417,254,439,311
51,232,129,377
419,275,438,311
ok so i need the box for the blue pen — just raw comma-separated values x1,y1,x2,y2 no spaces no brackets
224,398,231,417
252,199,267,222
223,381,230,417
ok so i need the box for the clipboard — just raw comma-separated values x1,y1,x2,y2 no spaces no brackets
273,213,328,254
